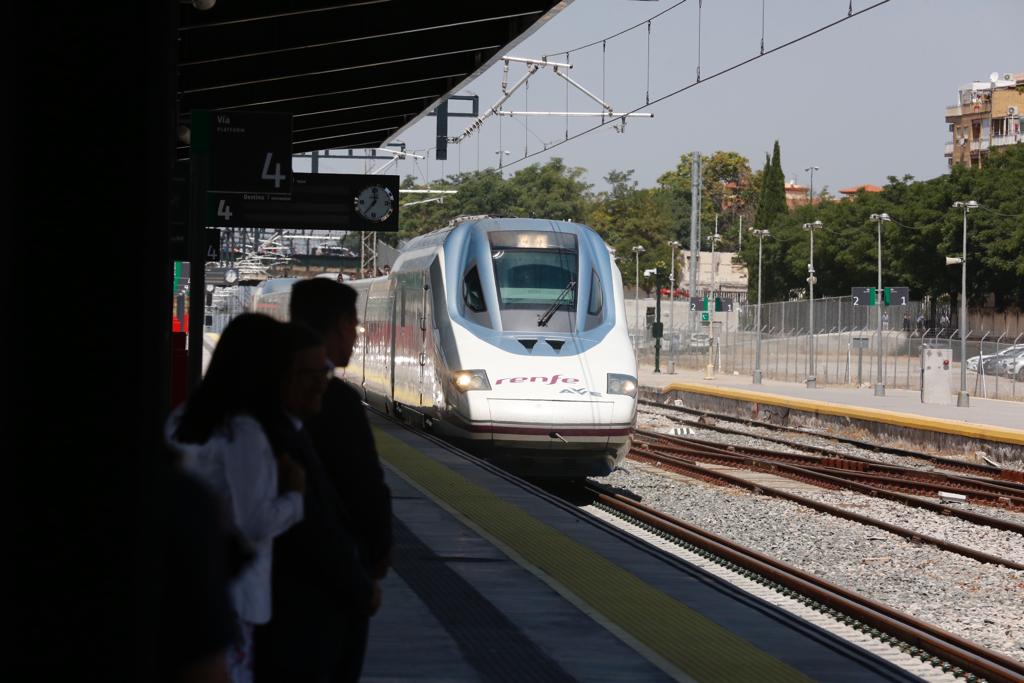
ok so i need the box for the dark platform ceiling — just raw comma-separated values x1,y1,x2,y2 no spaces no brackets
177,0,567,158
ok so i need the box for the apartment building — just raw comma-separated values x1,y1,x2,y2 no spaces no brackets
945,71,1024,168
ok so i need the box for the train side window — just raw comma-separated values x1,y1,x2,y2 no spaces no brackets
587,270,603,316
463,266,486,312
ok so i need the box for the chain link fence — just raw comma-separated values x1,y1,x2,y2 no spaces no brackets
632,296,1024,402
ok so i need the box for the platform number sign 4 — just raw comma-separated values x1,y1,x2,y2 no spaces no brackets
261,152,286,189
194,110,293,195
217,199,233,222
204,229,221,262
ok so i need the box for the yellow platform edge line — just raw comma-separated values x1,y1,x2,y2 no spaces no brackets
374,427,813,683
659,382,1024,446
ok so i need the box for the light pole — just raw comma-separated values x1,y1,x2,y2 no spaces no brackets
495,149,510,176
706,230,722,378
951,200,978,407
668,240,681,339
750,228,769,383
802,220,824,388
869,213,892,396
632,245,645,342
805,165,819,206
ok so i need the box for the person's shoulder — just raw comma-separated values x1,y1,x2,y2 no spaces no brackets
224,414,273,447
327,378,362,404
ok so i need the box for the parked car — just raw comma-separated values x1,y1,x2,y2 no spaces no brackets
659,287,687,297
967,344,1024,373
995,349,1024,380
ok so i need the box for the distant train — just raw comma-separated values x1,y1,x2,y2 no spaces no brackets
253,217,637,477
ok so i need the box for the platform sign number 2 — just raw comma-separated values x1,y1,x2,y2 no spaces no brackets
261,152,286,189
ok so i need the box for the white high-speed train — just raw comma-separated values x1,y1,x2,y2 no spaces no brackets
253,217,637,477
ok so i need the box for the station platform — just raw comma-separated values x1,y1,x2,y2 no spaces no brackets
360,414,925,682
637,364,1024,456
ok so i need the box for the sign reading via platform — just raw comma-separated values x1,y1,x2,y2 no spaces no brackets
206,173,399,232
192,110,293,195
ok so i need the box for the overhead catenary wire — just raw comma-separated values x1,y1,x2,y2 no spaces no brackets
696,0,702,82
490,1,892,172
978,205,1024,218
543,0,692,58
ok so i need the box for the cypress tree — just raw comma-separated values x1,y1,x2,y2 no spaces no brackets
754,152,771,229
761,140,788,229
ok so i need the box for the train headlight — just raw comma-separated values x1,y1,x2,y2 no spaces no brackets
452,369,491,392
607,373,638,398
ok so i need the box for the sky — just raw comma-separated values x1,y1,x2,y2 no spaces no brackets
297,0,1024,196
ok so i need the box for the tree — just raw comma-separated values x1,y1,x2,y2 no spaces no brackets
742,141,791,301
657,150,753,248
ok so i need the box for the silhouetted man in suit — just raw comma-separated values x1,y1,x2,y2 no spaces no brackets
253,324,378,683
289,279,393,681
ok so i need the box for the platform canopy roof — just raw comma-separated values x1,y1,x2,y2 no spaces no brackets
177,0,567,159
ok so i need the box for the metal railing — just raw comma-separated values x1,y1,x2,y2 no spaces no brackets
631,296,1024,401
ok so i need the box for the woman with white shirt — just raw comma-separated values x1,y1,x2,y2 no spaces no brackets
167,313,307,683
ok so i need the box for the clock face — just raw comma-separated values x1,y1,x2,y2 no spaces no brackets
224,268,239,284
354,185,395,223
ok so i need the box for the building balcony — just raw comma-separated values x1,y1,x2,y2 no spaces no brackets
945,102,991,119
990,134,1022,148
944,142,955,156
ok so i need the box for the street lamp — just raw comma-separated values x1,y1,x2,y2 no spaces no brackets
668,240,681,339
495,149,510,175
802,220,824,388
632,245,646,342
869,213,892,396
706,231,722,378
749,228,770,384
805,165,820,206
951,200,978,407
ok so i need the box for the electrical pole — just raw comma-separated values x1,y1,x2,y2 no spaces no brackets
751,228,769,383
802,220,823,388
952,201,977,407
688,152,701,333
668,240,680,339
870,213,891,396
706,224,721,379
632,245,645,344
805,165,819,207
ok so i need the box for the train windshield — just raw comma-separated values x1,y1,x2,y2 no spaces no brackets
489,232,578,310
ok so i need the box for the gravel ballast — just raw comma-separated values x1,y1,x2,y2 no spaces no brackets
592,462,1024,664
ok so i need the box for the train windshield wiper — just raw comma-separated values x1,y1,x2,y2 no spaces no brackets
537,280,576,327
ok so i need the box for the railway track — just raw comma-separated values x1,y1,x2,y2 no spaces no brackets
638,398,1024,484
585,482,1024,683
626,441,1023,571
630,431,1024,539
633,429,1024,511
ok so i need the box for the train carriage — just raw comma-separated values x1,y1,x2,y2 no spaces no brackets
256,217,637,478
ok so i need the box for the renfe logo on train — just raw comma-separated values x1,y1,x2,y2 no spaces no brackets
494,374,580,385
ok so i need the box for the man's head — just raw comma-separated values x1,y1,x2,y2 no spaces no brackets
290,278,359,367
281,323,329,420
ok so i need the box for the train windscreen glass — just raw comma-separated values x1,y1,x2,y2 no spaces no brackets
489,231,578,310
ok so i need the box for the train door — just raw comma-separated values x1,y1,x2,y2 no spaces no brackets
389,281,400,405
418,274,429,407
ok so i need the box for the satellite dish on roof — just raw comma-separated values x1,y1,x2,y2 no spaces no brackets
990,71,1000,82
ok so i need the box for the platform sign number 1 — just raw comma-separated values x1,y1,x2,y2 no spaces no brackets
262,152,286,189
